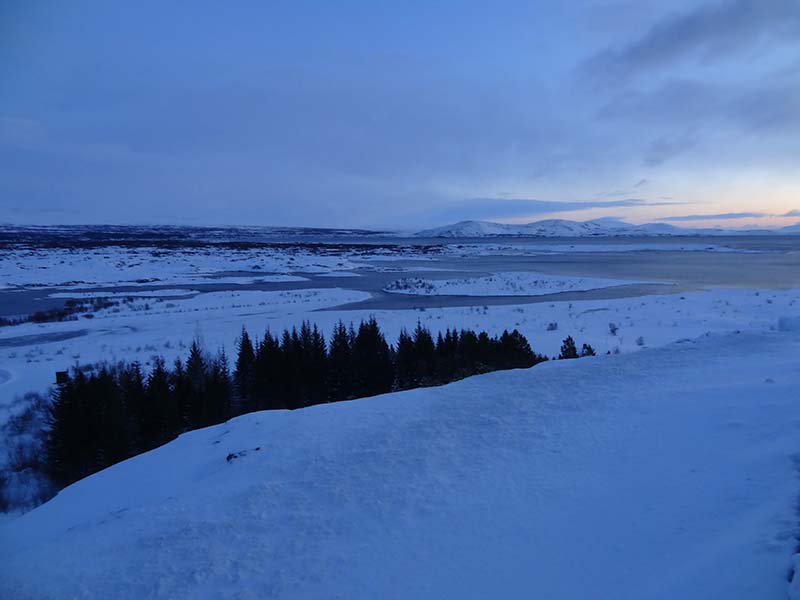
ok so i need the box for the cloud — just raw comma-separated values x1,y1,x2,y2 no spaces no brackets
784,209,800,217
424,197,679,222
659,211,767,221
584,0,800,81
643,132,696,166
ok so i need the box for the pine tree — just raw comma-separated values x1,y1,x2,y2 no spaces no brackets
295,321,328,407
46,371,92,487
412,322,436,385
144,356,176,446
171,358,191,430
394,328,416,390
559,336,579,360
581,343,596,357
327,321,354,400
185,339,207,427
308,323,328,405
254,330,282,410
497,330,534,368
352,318,394,397
280,328,303,409
234,327,256,414
476,331,493,369
435,328,462,383
458,329,481,375
91,366,131,473
205,350,232,426
119,361,146,451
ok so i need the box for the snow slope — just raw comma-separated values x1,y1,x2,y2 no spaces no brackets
417,218,618,237
2,330,799,599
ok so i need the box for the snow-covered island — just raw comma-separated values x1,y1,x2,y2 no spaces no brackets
384,271,654,296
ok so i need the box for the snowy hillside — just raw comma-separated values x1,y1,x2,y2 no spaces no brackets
2,330,799,599
415,218,791,238
416,218,619,237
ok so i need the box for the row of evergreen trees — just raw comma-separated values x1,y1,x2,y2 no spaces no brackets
47,319,586,488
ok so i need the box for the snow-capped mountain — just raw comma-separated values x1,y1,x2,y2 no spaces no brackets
415,218,794,238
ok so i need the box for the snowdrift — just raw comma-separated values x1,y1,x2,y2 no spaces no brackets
2,331,800,599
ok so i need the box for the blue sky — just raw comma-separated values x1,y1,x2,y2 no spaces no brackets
1,0,798,228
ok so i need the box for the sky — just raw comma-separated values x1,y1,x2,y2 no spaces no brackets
1,0,798,229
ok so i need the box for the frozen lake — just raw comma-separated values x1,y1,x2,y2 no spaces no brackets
1,235,798,318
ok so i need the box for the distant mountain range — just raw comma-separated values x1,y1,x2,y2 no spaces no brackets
415,218,800,238
2,220,798,243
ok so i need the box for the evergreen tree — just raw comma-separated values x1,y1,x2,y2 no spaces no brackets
476,331,493,369
204,350,232,426
171,358,191,430
559,336,579,360
91,366,131,472
327,321,355,400
46,371,93,487
280,328,303,409
296,321,327,407
233,327,256,414
394,328,416,390
498,330,538,369
352,318,394,397
185,339,207,427
435,329,462,383
254,330,282,410
144,356,176,446
308,323,328,404
581,343,596,357
119,361,146,451
412,322,436,385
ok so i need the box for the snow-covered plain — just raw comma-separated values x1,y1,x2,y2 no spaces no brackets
1,262,799,404
0,245,404,289
1,284,798,409
384,271,655,296
1,330,799,599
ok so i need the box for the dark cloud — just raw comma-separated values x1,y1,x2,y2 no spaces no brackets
659,212,767,221
584,0,800,81
599,74,800,139
643,132,696,166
